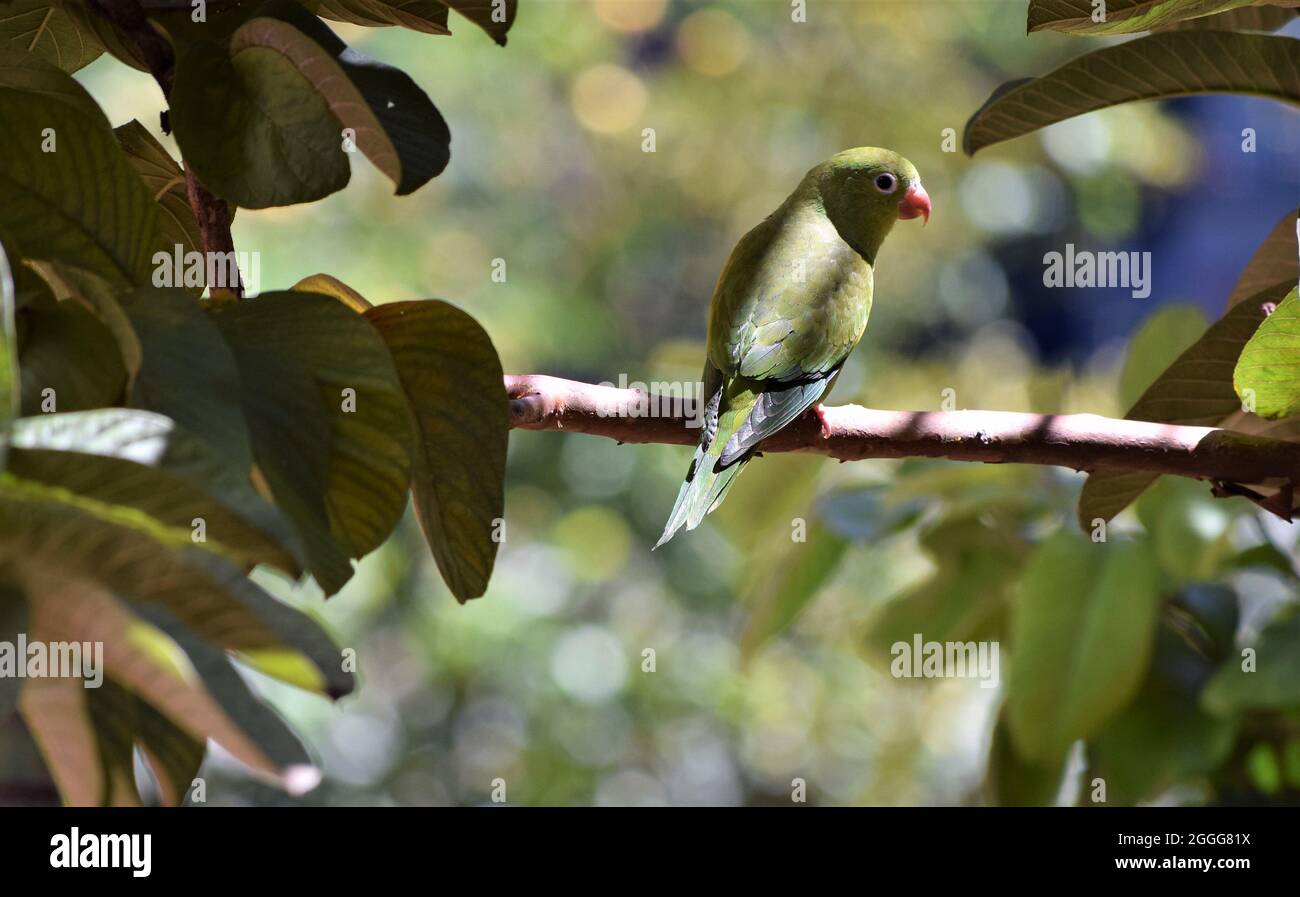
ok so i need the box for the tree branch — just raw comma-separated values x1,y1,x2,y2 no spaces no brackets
88,0,242,296
505,374,1300,496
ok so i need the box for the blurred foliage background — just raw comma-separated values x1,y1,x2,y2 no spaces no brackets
76,0,1300,806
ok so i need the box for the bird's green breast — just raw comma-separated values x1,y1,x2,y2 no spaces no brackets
707,202,874,383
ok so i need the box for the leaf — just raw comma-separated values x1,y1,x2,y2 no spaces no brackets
1078,281,1295,526
169,34,347,209
0,0,102,72
1006,532,1163,762
0,456,349,697
113,121,205,262
963,32,1300,155
18,577,310,800
1203,609,1300,712
211,291,414,594
1161,4,1300,30
0,61,159,283
1088,594,1240,803
254,1,451,194
16,291,128,414
1027,0,1261,35
366,299,507,601
7,408,302,576
863,511,1023,660
988,710,1066,806
317,0,450,34
740,520,848,657
1226,208,1299,309
439,0,516,45
1233,286,1300,419
116,287,254,473
294,271,372,313
0,241,17,462
0,39,106,118
1118,305,1207,410
171,4,450,207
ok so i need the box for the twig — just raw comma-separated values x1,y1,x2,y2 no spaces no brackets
505,374,1300,490
88,0,243,295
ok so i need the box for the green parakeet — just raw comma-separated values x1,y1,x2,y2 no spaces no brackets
657,147,930,547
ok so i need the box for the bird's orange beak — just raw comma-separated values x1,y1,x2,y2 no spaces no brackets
897,181,931,225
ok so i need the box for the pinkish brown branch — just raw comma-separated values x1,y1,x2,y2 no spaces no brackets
504,374,1300,495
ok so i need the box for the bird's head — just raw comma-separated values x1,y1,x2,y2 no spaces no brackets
807,147,930,261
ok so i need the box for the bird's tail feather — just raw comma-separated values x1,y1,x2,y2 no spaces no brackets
654,446,749,548
655,383,758,548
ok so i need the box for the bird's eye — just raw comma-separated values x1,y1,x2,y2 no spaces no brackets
874,172,898,194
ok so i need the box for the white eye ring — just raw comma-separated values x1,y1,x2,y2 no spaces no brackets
873,172,898,194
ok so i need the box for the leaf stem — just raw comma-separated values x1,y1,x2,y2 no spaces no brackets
87,0,243,296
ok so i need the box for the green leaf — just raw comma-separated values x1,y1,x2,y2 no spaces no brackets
294,272,372,313
1007,532,1163,761
1027,0,1261,35
171,4,449,207
963,32,1300,155
0,241,17,463
210,291,414,594
1161,4,1300,31
0,463,350,696
170,33,347,209
1118,306,1207,411
1226,209,1298,310
125,688,205,806
863,511,1023,660
16,291,127,414
7,408,302,576
0,66,159,283
1088,595,1240,803
366,299,507,601
1203,609,1300,713
17,578,311,801
1078,281,1295,527
317,0,450,34
988,711,1066,806
116,287,254,473
0,0,102,72
1234,287,1300,419
1135,478,1236,583
439,0,516,45
740,519,848,657
113,121,206,263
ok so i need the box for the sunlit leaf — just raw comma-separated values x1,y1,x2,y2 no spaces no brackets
366,299,506,601
1233,287,1300,419
1028,0,1260,35
1078,281,1295,526
210,291,414,595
